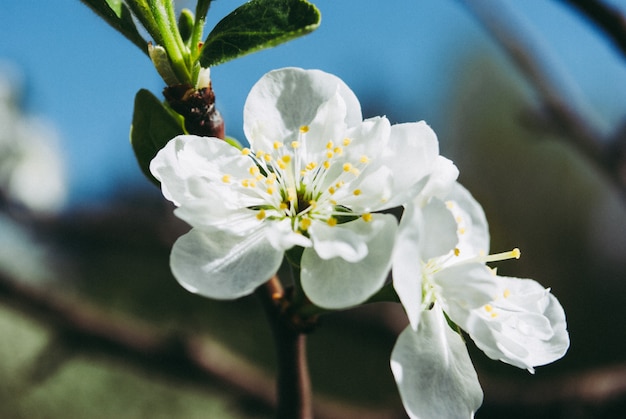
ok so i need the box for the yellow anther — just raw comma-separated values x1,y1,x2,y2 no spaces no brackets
308,200,317,209
335,181,344,188
273,141,283,149
362,213,373,222
279,202,289,210
264,154,272,162
256,174,264,181
330,199,337,205
256,150,266,158
334,146,343,155
306,162,317,170
445,201,454,209
300,217,311,230
484,304,493,312
454,248,460,256
326,151,334,159
327,217,337,227
277,159,287,170
456,216,463,224
249,166,260,175
291,141,300,149
323,161,330,169
491,312,498,318
353,189,362,196
241,148,251,156
343,138,351,146
266,187,274,195
256,209,266,220
281,155,291,163
512,248,521,259
458,227,466,235
328,186,336,195
221,174,231,183
300,170,306,176
360,155,369,163
248,180,257,188
241,179,250,187
503,289,511,298
299,125,309,133
326,141,334,149
350,168,361,176
343,163,353,172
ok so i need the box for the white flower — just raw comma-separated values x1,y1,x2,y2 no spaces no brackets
150,67,441,308
390,183,569,418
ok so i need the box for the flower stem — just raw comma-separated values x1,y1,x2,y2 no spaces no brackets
256,277,313,419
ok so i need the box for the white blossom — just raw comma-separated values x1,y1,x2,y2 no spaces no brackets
391,183,569,418
151,67,441,308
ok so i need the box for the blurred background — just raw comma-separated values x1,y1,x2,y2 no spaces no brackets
1,0,626,417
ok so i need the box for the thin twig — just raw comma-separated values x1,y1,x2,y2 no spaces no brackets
561,0,626,60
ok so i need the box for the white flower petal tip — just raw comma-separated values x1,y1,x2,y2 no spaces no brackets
391,307,483,419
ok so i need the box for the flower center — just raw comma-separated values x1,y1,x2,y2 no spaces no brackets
227,125,373,233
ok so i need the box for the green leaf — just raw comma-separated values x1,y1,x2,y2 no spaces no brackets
80,0,148,54
130,89,184,184
199,0,321,67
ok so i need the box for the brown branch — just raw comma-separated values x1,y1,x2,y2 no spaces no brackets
561,0,626,60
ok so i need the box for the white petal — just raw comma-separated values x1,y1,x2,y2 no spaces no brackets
264,218,312,251
150,135,252,207
420,198,460,260
382,121,440,206
463,276,569,371
301,214,397,309
308,218,370,262
435,262,500,321
445,183,490,255
243,68,362,151
170,227,283,300
390,307,483,419
418,156,459,202
393,204,425,330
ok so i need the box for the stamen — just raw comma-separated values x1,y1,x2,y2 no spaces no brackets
353,189,362,196
454,248,460,256
256,209,266,220
241,148,251,156
327,217,337,227
299,125,309,133
343,138,351,146
343,163,353,172
273,141,282,150
300,218,311,230
326,141,334,149
360,155,369,164
221,174,231,183
249,166,260,175
291,141,300,149
362,213,372,222
503,289,511,298
481,248,521,263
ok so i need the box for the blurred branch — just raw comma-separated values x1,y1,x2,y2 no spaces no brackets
561,0,626,60
0,269,403,419
460,0,626,196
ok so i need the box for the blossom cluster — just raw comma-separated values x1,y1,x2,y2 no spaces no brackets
150,67,569,418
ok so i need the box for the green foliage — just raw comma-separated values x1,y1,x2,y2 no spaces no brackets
130,89,184,184
79,0,148,54
200,0,321,67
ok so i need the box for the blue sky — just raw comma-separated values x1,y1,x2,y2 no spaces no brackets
1,0,626,205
